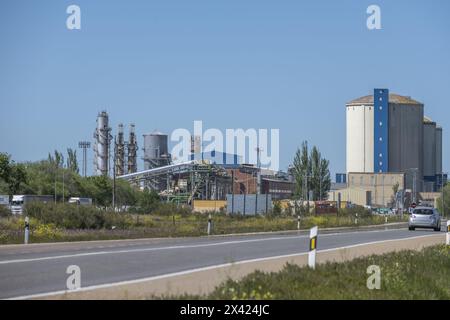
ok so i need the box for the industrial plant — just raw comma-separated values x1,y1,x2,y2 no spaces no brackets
90,111,295,213
329,88,446,209
89,88,445,213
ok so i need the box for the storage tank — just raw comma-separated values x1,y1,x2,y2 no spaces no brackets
388,96,424,180
346,90,424,182
143,131,170,170
93,111,112,176
346,99,374,173
422,118,436,179
435,126,442,175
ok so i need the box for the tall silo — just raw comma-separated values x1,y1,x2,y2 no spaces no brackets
423,117,436,179
143,131,170,170
127,124,138,174
93,111,112,176
436,126,442,176
346,96,374,173
387,94,424,180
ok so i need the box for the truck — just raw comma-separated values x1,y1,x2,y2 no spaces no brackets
68,197,93,206
10,195,54,215
0,195,9,206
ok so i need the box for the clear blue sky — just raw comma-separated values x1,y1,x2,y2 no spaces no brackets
1,0,449,176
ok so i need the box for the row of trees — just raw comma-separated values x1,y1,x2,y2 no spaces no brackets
291,141,331,201
0,153,27,195
0,151,159,211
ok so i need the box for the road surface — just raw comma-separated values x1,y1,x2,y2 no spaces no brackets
0,225,445,299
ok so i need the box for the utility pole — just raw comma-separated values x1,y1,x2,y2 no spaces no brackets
442,172,447,218
62,167,65,204
78,141,91,177
409,168,418,205
112,136,116,212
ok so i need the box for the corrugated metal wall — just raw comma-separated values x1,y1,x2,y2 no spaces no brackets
226,194,273,215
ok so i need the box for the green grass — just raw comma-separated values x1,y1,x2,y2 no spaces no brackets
0,213,408,244
167,245,450,300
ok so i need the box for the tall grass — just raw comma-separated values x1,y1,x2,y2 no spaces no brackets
170,245,450,300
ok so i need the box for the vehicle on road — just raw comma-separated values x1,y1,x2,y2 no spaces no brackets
408,207,441,231
10,195,54,215
68,197,93,206
0,195,9,206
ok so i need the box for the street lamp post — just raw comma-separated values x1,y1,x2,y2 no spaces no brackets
78,141,91,177
442,172,447,218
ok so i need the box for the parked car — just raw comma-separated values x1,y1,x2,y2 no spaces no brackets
408,207,441,231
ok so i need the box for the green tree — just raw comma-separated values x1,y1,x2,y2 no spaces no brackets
8,164,27,195
138,189,160,213
292,141,311,200
48,150,64,169
0,153,28,196
66,148,79,174
292,142,331,201
436,183,449,218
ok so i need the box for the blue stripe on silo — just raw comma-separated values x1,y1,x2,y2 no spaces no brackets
234,154,238,165
374,88,389,173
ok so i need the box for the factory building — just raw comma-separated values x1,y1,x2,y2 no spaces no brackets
346,89,443,193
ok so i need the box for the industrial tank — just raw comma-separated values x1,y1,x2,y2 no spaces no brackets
435,126,442,175
346,101,374,173
422,118,436,179
143,131,170,170
93,111,112,176
388,98,424,179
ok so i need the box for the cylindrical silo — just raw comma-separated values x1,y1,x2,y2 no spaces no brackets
346,96,374,174
143,131,170,170
423,118,436,179
93,111,112,176
435,126,442,175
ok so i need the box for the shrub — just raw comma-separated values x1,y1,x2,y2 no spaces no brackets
24,202,132,229
0,205,11,217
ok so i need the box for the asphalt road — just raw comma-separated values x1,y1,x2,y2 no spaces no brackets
0,225,445,299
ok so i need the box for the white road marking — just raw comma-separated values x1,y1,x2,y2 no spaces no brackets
0,228,426,265
6,233,441,300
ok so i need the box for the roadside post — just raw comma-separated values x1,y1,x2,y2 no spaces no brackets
446,220,450,246
385,215,388,224
207,214,212,236
308,226,318,269
297,215,300,230
355,213,358,225
24,216,29,245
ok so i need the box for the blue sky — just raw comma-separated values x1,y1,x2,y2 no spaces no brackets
1,0,449,176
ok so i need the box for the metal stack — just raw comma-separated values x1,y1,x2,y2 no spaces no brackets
93,111,112,176
127,124,138,174
115,124,126,176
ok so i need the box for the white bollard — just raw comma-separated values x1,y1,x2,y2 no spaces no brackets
297,215,300,230
385,215,388,224
355,213,358,225
446,220,450,246
308,226,318,269
207,214,212,236
24,216,29,245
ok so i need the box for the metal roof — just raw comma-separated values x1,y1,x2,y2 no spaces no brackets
347,93,422,106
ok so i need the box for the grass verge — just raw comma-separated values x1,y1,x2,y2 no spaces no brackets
166,245,450,300
0,213,407,245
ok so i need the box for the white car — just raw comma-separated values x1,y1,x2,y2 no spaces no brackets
408,207,441,231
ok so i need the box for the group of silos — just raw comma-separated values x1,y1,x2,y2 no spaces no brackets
93,111,138,177
93,111,171,177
